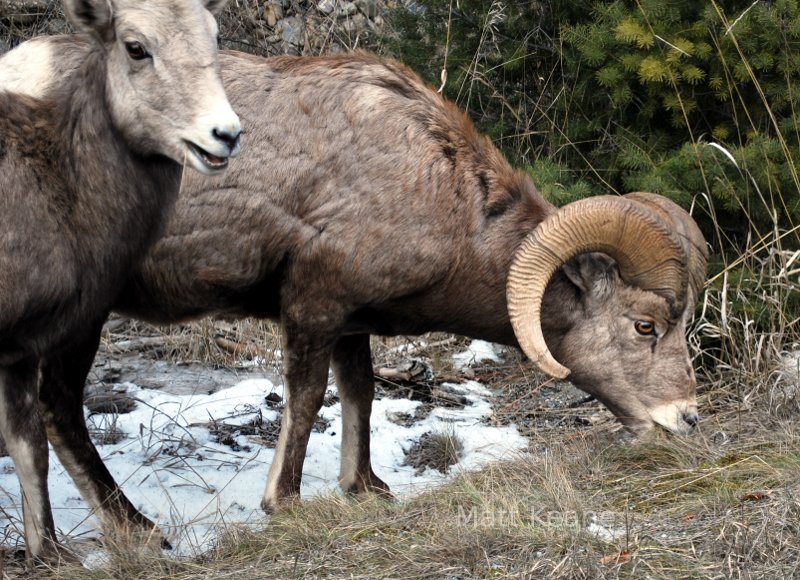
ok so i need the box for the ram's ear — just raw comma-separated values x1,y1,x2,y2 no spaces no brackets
202,0,230,16
562,253,619,301
63,0,114,43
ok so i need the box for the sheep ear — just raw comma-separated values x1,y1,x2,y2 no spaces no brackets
562,253,618,300
202,0,230,16
63,0,114,42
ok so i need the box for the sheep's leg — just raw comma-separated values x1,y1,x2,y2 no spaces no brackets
38,324,165,546
0,358,61,563
331,334,390,496
261,323,332,512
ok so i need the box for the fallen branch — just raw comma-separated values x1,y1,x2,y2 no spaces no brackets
214,336,264,359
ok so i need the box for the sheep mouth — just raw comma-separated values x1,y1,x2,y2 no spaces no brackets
185,141,229,172
648,401,699,435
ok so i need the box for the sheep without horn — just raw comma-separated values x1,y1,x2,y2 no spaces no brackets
0,0,239,564
1,43,707,541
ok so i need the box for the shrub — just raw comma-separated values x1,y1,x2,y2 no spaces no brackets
556,0,800,249
386,0,800,253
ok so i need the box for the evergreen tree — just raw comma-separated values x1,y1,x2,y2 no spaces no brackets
557,0,800,245
386,1,800,249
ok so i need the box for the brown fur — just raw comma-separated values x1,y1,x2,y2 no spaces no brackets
0,64,179,363
13,48,700,539
0,0,238,564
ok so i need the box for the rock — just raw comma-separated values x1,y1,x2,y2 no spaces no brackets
342,13,366,33
403,0,426,16
84,384,137,415
265,392,283,406
355,0,378,18
277,16,304,47
317,0,337,15
1,0,391,61
386,411,411,426
336,1,357,17
262,1,283,27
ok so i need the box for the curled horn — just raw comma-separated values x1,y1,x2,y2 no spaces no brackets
624,192,709,306
506,195,690,379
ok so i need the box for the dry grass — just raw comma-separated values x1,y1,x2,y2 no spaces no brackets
0,1,68,50
28,411,800,579
100,316,284,370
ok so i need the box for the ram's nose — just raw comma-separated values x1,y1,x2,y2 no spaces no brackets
682,410,699,431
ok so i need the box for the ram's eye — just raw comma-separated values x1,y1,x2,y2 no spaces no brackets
125,41,150,60
634,320,656,336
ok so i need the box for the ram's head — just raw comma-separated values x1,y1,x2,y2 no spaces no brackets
508,193,708,434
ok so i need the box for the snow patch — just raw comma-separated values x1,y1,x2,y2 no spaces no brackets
453,340,502,369
0,352,526,558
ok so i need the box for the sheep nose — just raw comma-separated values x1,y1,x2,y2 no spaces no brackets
682,411,699,430
213,127,242,154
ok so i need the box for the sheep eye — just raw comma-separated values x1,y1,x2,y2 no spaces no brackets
125,41,150,61
634,320,656,336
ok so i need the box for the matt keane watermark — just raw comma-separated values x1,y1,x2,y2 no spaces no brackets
456,506,628,530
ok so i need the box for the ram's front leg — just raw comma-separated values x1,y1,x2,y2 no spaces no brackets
331,334,390,496
38,322,166,547
0,358,62,564
261,321,334,512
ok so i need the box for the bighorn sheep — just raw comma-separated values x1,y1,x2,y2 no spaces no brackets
1,45,707,544
0,0,240,563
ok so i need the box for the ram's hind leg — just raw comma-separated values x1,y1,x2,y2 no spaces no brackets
0,358,61,564
38,321,166,547
331,334,390,496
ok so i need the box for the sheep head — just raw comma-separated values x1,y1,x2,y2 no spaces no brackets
62,0,242,175
507,194,708,434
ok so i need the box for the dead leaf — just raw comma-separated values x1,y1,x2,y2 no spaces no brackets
741,491,772,502
599,550,630,565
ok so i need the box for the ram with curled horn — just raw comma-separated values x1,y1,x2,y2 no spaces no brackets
0,41,708,540
509,192,708,433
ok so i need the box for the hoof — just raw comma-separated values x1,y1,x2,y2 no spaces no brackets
340,472,392,497
260,497,276,515
261,492,301,515
103,521,171,554
30,544,82,569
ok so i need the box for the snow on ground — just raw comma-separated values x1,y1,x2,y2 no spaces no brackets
0,340,528,557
